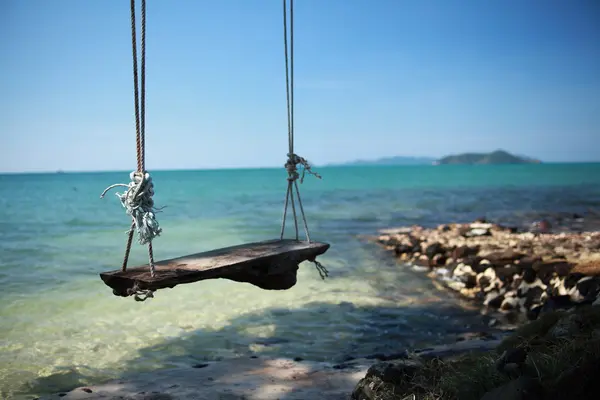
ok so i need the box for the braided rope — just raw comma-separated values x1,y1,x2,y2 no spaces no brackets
102,0,160,282
280,0,327,280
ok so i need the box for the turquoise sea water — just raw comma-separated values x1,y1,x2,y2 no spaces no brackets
1,164,600,398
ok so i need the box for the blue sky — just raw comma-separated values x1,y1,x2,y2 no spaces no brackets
1,0,599,172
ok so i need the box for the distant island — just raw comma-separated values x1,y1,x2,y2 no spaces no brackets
326,156,436,167
435,150,541,165
324,150,541,167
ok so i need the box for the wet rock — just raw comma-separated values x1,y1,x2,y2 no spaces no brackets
447,280,466,292
425,242,445,260
394,244,413,257
484,292,505,309
452,263,477,289
464,255,484,272
527,305,543,321
413,255,430,268
500,295,520,312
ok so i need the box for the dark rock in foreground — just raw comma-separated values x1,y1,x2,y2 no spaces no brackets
352,303,600,400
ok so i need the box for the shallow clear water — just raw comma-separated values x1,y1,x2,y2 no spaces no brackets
1,164,600,398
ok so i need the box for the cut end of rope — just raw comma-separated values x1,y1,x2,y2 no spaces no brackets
126,283,156,302
285,153,322,183
101,171,163,245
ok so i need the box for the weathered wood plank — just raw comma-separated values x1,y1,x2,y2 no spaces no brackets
100,239,330,296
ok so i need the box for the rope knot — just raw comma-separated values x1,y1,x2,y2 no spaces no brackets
285,153,321,183
101,171,163,245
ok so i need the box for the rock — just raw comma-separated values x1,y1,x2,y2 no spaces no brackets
516,255,542,269
484,292,505,309
500,296,520,312
534,260,573,284
434,267,451,278
527,305,542,321
564,272,587,290
467,228,492,237
452,245,480,260
425,242,445,260
431,253,447,267
351,359,422,400
394,244,413,257
452,263,478,289
447,280,466,292
364,359,422,382
517,279,547,310
377,223,600,321
495,347,528,377
538,295,576,316
484,250,526,268
575,276,600,302
547,312,583,339
413,255,430,268
480,376,544,400
572,260,600,276
495,264,523,283
521,267,537,284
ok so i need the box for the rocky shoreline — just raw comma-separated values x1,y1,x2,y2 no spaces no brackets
375,217,600,324
351,215,600,400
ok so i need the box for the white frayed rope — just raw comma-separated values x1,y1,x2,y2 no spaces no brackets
101,171,162,245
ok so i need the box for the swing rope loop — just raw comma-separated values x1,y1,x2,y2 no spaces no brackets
280,0,327,280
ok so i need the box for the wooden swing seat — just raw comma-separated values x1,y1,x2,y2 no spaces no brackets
100,239,330,297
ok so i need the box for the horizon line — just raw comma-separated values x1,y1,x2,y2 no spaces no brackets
2,160,600,175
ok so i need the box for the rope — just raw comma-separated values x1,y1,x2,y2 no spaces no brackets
101,172,163,245
101,0,160,279
280,0,327,280
127,282,156,302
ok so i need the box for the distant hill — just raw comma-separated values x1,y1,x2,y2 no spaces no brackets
436,150,541,165
327,156,436,167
